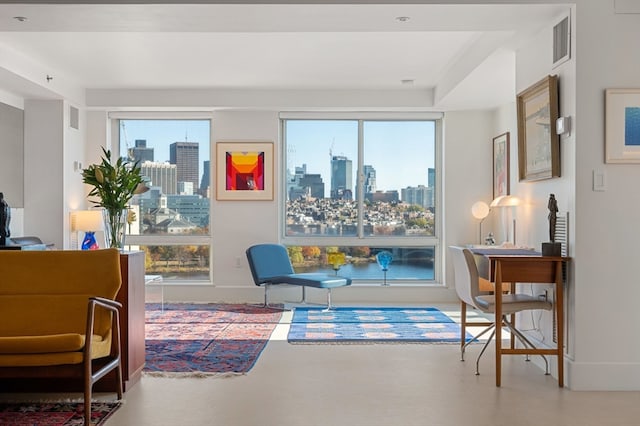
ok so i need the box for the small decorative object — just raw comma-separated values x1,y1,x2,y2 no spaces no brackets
485,232,496,246
605,88,640,163
0,192,10,246
82,148,143,249
376,251,393,286
542,193,562,256
517,75,560,181
327,251,346,275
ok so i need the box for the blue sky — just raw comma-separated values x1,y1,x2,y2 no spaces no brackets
285,120,436,195
119,119,211,164
119,119,435,196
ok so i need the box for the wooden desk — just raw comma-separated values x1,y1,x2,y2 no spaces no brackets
471,249,568,387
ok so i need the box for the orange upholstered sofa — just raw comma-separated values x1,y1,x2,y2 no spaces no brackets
0,248,124,426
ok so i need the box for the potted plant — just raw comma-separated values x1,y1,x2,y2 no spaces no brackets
82,147,144,249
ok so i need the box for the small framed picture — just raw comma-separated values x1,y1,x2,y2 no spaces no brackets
605,88,640,163
517,75,560,181
216,141,274,201
493,132,510,198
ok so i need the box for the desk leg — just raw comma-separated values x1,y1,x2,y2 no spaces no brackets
495,262,503,387
555,260,564,387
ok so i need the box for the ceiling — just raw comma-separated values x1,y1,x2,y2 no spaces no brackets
0,2,569,110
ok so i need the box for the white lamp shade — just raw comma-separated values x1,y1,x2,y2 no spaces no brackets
490,195,520,208
72,210,104,232
471,201,490,220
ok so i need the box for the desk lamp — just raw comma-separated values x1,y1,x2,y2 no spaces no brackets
490,195,520,244
471,201,490,244
72,210,104,250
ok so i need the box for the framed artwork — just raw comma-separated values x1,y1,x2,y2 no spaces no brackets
216,141,274,201
605,88,640,163
492,132,510,198
517,75,560,181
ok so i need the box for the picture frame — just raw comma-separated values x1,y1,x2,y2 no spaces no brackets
605,88,640,163
517,75,560,181
492,132,510,199
216,141,274,201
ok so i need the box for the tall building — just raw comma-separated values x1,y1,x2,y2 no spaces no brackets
330,155,352,200
401,185,433,209
170,141,199,193
131,139,154,163
362,164,376,196
427,168,436,188
141,161,177,195
200,160,210,198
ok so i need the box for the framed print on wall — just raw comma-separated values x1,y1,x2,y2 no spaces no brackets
516,74,560,181
605,88,640,163
216,141,274,200
493,132,510,198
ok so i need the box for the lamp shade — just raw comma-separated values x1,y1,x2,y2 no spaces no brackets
72,210,104,232
490,195,520,208
471,201,490,220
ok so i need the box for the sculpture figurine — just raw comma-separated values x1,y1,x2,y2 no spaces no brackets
548,193,558,242
542,193,561,256
0,192,10,246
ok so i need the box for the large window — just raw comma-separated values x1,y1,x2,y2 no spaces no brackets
113,116,212,283
282,114,441,284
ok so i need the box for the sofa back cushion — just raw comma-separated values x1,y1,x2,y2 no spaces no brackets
0,249,122,338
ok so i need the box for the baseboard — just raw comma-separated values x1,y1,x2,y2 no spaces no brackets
565,359,640,390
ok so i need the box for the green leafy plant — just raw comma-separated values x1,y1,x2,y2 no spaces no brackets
82,148,143,248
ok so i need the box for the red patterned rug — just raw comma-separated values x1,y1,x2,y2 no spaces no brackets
144,303,283,377
0,401,119,426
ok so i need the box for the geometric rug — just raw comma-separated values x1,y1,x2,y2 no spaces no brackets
0,402,120,426
287,306,470,344
145,303,283,377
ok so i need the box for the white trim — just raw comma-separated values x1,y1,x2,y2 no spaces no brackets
279,111,443,120
108,111,214,120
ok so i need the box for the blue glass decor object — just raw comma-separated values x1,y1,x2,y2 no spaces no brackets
81,231,99,250
376,251,393,286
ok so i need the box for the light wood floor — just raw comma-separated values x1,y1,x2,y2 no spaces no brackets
6,304,640,425
104,304,640,426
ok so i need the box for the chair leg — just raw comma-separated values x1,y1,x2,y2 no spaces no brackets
322,288,333,312
503,316,550,375
460,301,467,360
475,328,496,375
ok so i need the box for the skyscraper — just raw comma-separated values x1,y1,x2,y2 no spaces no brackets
362,164,376,195
330,155,352,200
170,142,199,193
131,139,154,163
141,162,177,195
200,160,210,197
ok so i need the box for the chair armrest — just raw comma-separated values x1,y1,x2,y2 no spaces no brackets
84,296,122,360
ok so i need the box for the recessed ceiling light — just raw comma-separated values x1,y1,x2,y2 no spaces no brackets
13,16,27,22
395,16,410,23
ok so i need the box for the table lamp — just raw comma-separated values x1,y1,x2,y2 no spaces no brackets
72,210,104,250
471,201,490,244
376,251,393,286
490,195,520,244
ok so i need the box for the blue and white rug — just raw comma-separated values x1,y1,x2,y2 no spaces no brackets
287,306,470,343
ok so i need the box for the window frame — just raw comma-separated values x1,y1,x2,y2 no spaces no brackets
108,111,214,284
279,112,443,284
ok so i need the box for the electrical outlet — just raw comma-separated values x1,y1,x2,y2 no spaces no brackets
235,256,242,268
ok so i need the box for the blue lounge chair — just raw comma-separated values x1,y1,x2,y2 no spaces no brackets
246,243,351,310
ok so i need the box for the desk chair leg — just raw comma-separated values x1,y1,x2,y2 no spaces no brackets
475,329,496,375
503,317,550,375
462,323,495,362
